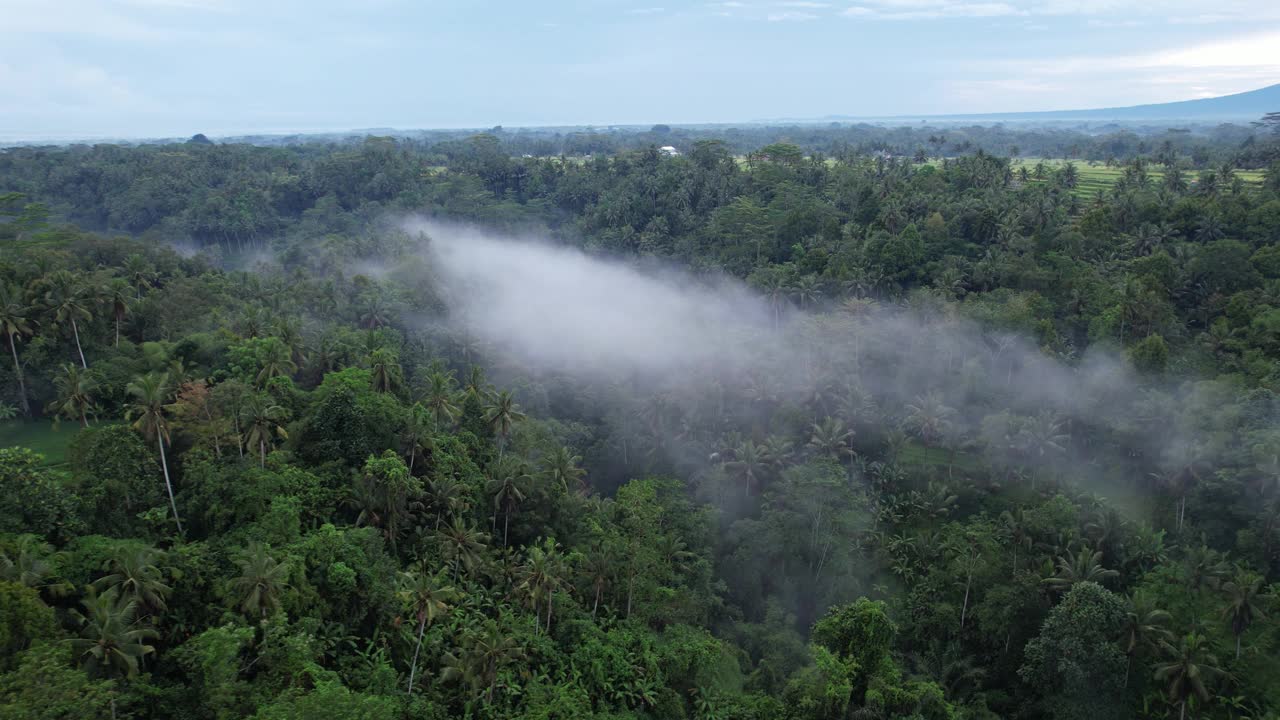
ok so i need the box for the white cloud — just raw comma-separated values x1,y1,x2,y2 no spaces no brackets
841,1,1024,20
949,29,1280,112
768,10,818,20
841,0,1280,21
626,6,666,14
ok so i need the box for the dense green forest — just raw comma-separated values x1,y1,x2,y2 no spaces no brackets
2,122,1280,720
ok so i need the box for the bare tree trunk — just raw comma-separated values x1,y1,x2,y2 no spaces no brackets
115,314,120,347
8,335,29,416
158,436,183,536
407,614,426,695
70,318,87,369
592,584,601,618
260,439,266,468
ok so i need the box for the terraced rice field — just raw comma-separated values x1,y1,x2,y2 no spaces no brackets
1013,157,1266,198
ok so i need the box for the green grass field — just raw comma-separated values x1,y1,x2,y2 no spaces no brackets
1013,157,1265,198
0,419,84,468
897,441,984,473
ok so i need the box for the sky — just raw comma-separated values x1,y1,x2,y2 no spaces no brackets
1,0,1279,140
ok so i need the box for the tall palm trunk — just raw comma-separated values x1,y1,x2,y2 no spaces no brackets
8,333,29,416
158,436,183,536
407,614,427,695
115,313,121,347
70,318,87,369
259,439,266,469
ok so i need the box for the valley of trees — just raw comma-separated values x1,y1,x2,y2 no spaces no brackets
2,120,1280,719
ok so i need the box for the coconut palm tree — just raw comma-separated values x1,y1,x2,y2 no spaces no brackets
998,508,1033,574
231,543,292,618
41,270,93,369
723,439,772,497
105,277,131,347
1154,633,1225,720
1121,592,1172,687
366,347,403,394
541,446,586,494
422,370,459,430
441,619,525,705
517,537,565,633
1219,566,1267,659
47,363,96,428
438,518,488,580
239,394,289,468
397,563,458,695
126,373,182,536
790,274,823,310
401,404,434,474
255,340,296,388
71,587,158,679
121,254,154,299
0,534,67,597
488,460,530,546
1043,546,1118,592
94,545,171,619
904,392,955,447
0,283,35,416
484,391,525,458
581,544,614,618
808,416,854,465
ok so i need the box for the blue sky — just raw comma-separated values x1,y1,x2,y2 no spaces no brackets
2,0,1279,139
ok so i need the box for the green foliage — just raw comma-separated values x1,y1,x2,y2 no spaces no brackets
0,643,117,720
0,448,85,542
1019,582,1128,720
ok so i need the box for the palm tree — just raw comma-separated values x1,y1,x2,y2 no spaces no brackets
904,392,955,447
723,439,772,496
756,272,789,329
998,508,1032,574
71,587,158,679
488,460,530,546
421,370,459,430
790,274,823,310
239,394,289,468
1121,592,1172,687
1219,566,1267,659
255,340,296,388
397,563,458,695
484,391,525,458
105,277,131,347
1155,633,1225,720
1043,547,1118,592
41,270,93,369
401,404,434,474
0,534,67,596
0,283,35,416
438,518,488,580
581,544,614,618
127,373,182,536
541,446,585,494
517,537,565,633
808,416,854,465
441,619,525,705
121,254,154,299
93,546,171,624
231,543,292,618
426,475,470,530
48,363,96,428
366,347,403,394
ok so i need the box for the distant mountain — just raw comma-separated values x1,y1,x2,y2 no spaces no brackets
815,82,1280,125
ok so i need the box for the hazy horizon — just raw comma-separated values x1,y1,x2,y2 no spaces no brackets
3,0,1280,140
